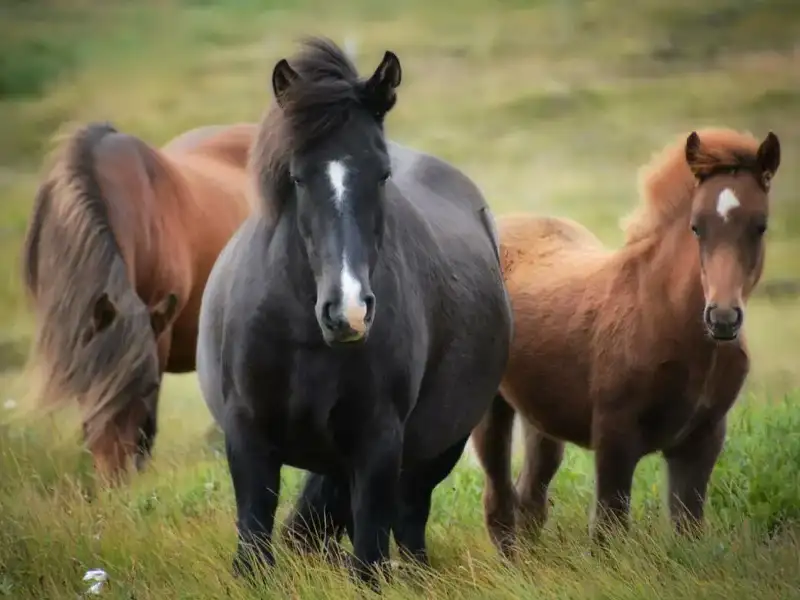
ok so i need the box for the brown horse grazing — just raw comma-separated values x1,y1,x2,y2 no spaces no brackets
21,121,256,482
472,128,781,555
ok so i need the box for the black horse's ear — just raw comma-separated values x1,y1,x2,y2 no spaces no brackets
150,293,179,337
685,131,704,179
272,58,300,108
756,131,780,189
364,50,402,118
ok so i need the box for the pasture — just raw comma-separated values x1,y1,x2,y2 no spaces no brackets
1,0,800,597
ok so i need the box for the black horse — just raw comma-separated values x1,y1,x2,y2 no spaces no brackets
196,37,512,585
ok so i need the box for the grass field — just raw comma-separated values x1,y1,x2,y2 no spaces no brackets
2,0,800,598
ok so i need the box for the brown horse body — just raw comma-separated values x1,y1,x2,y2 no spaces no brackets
473,128,780,554
22,122,256,480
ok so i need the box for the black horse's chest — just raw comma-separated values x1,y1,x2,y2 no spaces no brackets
235,323,408,471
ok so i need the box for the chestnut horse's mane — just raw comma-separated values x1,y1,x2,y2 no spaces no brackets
22,122,172,443
621,128,762,244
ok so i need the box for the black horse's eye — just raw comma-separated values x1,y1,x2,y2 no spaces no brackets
379,171,392,184
290,174,304,186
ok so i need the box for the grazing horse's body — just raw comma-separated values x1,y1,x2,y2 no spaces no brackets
22,122,256,480
472,128,780,555
196,38,511,585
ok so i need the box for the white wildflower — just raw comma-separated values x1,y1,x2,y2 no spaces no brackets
82,569,107,595
3,399,16,410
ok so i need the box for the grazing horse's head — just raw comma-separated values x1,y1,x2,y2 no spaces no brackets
254,39,401,346
81,292,179,478
684,130,780,341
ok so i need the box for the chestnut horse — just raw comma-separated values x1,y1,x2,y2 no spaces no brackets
472,128,780,555
22,121,256,482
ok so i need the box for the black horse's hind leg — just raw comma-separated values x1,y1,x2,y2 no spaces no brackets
134,411,158,472
349,421,403,586
282,471,353,554
392,435,469,565
225,417,282,577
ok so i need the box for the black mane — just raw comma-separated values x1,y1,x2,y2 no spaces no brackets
250,37,386,217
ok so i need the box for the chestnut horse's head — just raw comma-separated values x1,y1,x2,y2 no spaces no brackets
685,130,780,341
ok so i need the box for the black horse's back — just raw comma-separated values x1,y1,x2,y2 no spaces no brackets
196,37,511,586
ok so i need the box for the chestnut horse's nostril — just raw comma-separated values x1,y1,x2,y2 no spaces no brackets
703,304,716,328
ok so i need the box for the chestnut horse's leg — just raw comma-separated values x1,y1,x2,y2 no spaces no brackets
515,422,564,540
471,393,518,557
392,434,470,565
590,434,641,545
663,417,726,535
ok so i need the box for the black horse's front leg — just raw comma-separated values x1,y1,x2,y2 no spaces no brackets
225,414,282,579
349,420,403,587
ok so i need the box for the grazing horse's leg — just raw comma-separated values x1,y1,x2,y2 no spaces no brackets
471,393,518,557
663,417,726,535
282,472,353,554
515,421,564,541
590,429,641,545
349,418,402,586
393,435,470,565
226,410,282,577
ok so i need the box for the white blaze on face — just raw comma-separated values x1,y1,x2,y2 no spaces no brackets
716,188,740,221
326,160,367,332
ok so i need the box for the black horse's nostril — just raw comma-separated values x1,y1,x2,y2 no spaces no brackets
320,300,349,333
363,293,376,323
321,300,336,330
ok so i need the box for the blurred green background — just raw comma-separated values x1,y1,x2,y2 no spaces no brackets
2,0,799,396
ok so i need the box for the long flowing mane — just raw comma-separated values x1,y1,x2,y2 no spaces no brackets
22,122,158,442
248,37,381,217
621,128,762,244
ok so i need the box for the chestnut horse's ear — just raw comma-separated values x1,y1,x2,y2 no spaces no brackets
685,131,703,179
757,131,780,189
364,50,402,118
272,58,300,108
150,293,178,337
91,293,117,335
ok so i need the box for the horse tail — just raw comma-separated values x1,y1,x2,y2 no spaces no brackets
22,121,156,441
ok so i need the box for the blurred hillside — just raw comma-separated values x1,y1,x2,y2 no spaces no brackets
1,0,799,390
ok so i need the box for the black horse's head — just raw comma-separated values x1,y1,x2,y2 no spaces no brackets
257,38,402,346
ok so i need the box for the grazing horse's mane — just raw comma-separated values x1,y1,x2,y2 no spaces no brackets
621,128,762,244
21,122,162,442
249,37,386,216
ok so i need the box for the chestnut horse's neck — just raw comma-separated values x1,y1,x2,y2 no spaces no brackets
104,150,192,306
620,218,709,347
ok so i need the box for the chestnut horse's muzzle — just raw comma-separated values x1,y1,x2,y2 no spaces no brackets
703,303,743,341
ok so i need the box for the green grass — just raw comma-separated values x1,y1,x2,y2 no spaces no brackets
2,0,800,597
2,375,800,599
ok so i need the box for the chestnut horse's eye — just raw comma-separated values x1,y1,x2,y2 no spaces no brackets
753,223,767,237
690,223,701,238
